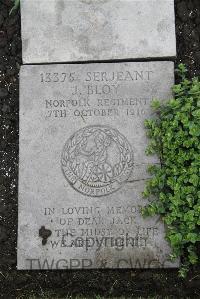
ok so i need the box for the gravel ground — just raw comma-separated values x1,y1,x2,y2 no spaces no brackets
0,0,200,298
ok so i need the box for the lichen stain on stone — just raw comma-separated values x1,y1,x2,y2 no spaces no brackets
157,18,171,34
39,226,52,246
139,39,148,48
94,247,113,268
74,8,114,57
80,0,110,5
22,38,29,53
55,0,65,25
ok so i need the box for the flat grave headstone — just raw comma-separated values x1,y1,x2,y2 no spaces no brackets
17,61,179,270
21,0,176,63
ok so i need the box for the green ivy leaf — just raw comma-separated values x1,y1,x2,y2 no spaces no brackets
189,174,199,187
189,123,200,137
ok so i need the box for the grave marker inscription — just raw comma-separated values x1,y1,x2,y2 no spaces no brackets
17,61,179,269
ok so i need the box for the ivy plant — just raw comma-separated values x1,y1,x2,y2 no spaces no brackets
10,0,20,15
142,64,200,277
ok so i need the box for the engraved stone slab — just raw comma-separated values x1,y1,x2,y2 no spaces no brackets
18,61,179,269
21,0,176,63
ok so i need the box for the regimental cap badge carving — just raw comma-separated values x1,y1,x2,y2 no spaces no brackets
61,125,134,197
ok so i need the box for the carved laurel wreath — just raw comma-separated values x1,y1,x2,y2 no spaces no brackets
61,126,133,181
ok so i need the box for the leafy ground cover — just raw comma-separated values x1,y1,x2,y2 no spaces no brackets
143,64,200,278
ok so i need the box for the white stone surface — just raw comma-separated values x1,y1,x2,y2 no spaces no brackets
21,0,176,63
17,61,179,270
